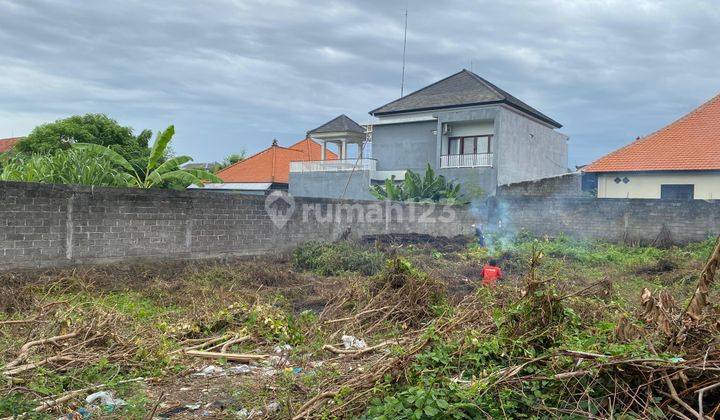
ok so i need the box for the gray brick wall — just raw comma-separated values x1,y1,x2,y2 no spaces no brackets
4,181,718,271
479,196,720,245
497,173,591,198
0,181,475,270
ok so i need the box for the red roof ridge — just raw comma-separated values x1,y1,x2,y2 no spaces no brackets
215,145,273,177
215,137,335,184
637,92,720,143
287,137,311,153
584,92,720,173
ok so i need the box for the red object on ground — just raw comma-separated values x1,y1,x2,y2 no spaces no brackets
481,264,503,286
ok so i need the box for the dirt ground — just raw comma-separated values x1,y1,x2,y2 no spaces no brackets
1,235,718,419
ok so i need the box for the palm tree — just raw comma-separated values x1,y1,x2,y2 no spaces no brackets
75,125,221,188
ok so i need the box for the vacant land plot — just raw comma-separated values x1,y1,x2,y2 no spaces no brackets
1,234,719,419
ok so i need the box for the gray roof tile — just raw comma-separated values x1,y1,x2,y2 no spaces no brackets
369,69,561,128
308,114,365,134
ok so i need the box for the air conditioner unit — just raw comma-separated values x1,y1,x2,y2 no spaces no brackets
442,123,452,134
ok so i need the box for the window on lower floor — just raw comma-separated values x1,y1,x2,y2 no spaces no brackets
660,184,694,200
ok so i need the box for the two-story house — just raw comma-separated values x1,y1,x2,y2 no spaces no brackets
289,69,568,200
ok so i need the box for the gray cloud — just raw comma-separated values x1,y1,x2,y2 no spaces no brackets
1,0,718,167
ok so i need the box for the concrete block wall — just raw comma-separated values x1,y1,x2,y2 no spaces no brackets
497,173,592,198
3,180,719,271
0,181,474,271
481,196,720,244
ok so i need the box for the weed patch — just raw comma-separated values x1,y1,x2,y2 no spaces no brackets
2,236,719,419
292,241,385,276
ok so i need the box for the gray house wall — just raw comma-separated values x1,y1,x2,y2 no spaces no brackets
371,121,437,172
291,105,567,201
495,107,568,185
434,106,502,195
439,167,497,196
289,170,375,200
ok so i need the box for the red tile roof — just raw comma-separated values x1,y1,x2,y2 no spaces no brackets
0,137,22,153
584,93,720,173
216,138,338,184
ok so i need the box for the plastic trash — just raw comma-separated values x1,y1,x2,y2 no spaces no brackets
282,366,303,375
228,364,253,374
185,403,201,410
193,365,224,376
235,408,262,419
273,344,292,353
261,366,277,376
267,355,289,367
265,402,280,413
62,407,91,419
85,391,127,408
341,335,367,350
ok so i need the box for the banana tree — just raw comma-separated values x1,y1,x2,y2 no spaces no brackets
0,148,131,187
75,125,221,188
370,176,407,201
370,164,467,203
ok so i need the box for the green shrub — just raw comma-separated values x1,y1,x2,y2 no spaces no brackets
292,241,385,276
512,235,665,268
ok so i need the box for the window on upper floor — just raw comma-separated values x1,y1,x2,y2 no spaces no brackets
446,135,492,155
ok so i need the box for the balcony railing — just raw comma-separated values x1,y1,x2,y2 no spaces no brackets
440,153,493,168
290,158,377,173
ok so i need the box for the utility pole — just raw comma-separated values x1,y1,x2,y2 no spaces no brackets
400,8,408,97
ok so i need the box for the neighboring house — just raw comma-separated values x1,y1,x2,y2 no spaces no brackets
0,137,22,154
584,93,720,200
192,138,337,194
289,69,568,200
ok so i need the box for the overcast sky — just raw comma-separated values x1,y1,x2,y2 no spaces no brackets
1,0,718,167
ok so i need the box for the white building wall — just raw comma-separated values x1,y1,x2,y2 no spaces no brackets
597,171,720,199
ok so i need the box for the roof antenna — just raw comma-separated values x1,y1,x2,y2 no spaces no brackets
400,7,408,97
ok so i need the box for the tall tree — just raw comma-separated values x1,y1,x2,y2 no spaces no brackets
14,114,152,170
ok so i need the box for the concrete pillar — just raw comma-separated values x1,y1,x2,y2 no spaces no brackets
321,141,326,161
341,139,347,160
435,119,443,169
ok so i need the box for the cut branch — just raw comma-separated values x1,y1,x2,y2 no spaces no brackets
685,235,720,319
183,350,268,362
